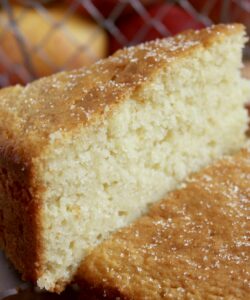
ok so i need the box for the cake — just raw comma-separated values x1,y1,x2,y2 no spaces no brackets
0,24,249,292
77,147,250,300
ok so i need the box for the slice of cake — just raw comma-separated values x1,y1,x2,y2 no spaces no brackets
0,24,249,292
77,147,250,300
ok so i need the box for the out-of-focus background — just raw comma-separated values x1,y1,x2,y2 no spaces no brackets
0,0,249,87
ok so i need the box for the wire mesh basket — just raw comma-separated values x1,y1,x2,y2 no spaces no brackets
0,0,249,87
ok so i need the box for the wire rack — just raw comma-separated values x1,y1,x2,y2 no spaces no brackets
0,0,249,87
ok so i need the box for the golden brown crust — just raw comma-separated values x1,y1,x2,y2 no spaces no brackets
0,151,43,282
77,148,250,300
0,24,244,159
0,107,43,283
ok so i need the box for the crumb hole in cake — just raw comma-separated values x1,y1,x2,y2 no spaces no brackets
118,211,128,216
135,127,146,137
147,202,153,209
103,181,118,194
103,183,109,191
164,130,173,141
69,241,75,249
152,163,161,171
66,205,72,212
208,140,216,147
96,233,102,240
61,219,67,226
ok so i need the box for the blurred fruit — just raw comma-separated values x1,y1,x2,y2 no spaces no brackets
109,3,205,53
0,5,108,85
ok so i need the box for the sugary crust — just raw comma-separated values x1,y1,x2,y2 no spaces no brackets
77,148,250,300
0,24,244,160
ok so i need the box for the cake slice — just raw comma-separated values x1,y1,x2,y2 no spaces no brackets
77,147,250,300
0,24,249,292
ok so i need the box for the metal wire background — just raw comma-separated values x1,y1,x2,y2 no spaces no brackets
0,0,249,87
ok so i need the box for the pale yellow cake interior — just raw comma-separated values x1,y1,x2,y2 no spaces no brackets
34,31,249,290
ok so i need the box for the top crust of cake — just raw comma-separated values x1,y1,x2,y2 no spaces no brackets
0,24,245,162
77,147,250,300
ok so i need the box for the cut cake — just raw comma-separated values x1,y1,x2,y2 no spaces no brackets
0,24,249,291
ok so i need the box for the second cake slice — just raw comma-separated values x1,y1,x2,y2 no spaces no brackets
77,147,250,300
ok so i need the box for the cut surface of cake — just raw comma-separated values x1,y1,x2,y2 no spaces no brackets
77,147,250,300
0,24,249,292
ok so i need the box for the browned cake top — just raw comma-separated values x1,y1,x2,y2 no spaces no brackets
77,148,250,300
0,24,243,160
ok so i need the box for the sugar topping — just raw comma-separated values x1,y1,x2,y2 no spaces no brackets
79,148,250,299
0,24,238,151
